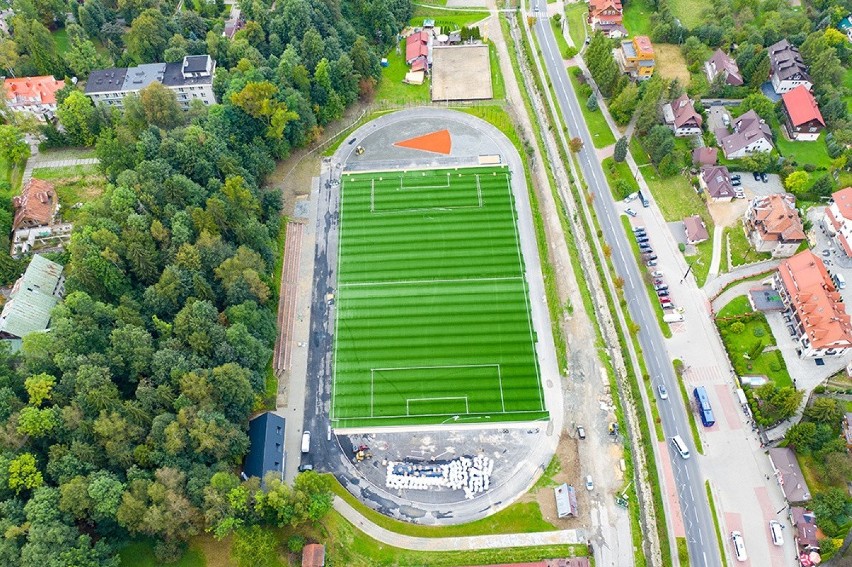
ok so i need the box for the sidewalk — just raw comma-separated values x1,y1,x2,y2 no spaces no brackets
333,496,585,551
702,259,781,299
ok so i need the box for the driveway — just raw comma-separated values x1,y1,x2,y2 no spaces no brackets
706,106,731,135
729,172,784,199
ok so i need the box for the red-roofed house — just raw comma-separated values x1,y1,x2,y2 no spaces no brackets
774,250,852,358
406,30,430,66
588,0,626,38
824,187,852,257
782,85,825,141
10,178,73,257
662,94,703,136
745,193,806,257
4,76,65,121
301,544,325,567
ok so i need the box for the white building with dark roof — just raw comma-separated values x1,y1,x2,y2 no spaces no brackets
84,55,216,109
768,39,812,95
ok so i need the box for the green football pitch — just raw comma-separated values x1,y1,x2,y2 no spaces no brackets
331,165,548,429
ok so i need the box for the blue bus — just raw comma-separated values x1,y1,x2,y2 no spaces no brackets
693,386,716,427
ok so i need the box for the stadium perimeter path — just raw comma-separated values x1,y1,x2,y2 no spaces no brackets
333,496,583,550
323,107,565,522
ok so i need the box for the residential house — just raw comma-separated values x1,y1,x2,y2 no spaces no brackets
0,254,65,341
587,0,626,38
616,36,655,80
85,55,217,110
405,30,431,72
704,49,743,87
699,165,736,202
683,215,709,244
781,85,825,141
790,507,820,552
301,544,325,567
837,15,852,42
3,76,65,121
718,110,774,159
843,412,852,449
662,94,703,137
768,447,812,503
243,412,285,483
692,147,717,166
823,187,852,257
774,251,852,358
768,39,813,95
10,179,72,257
745,193,806,258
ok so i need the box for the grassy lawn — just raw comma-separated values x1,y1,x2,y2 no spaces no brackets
669,0,705,29
375,39,431,106
630,136,651,167
52,28,69,53
642,169,707,224
567,68,617,148
603,157,640,199
119,540,206,567
489,41,506,100
775,130,833,169
31,163,99,180
654,44,690,84
550,18,572,58
623,0,654,37
621,216,672,339
563,1,588,48
410,7,489,28
330,475,557,537
690,239,713,288
716,296,793,388
726,221,771,268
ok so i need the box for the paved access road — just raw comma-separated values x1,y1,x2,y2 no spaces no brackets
528,2,722,565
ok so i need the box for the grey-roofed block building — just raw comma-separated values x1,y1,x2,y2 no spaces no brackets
244,412,285,482
768,447,811,504
85,55,216,110
0,254,64,340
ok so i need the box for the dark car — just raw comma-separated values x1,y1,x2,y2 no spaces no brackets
298,453,314,472
732,179,742,187
761,172,769,183
731,174,741,181
645,254,658,261
637,236,650,243
753,171,761,181
658,290,670,297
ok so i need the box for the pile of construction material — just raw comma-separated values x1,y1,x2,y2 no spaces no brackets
385,455,494,498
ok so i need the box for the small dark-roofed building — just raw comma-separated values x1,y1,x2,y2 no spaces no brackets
768,447,811,503
662,94,703,137
704,49,743,87
692,147,717,166
683,215,709,244
244,412,285,482
302,544,325,567
699,165,736,202
790,507,820,551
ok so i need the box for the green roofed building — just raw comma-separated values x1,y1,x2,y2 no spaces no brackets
0,254,65,340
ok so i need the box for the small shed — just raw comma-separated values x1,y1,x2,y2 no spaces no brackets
302,543,325,567
554,483,577,518
683,215,709,244
244,412,285,483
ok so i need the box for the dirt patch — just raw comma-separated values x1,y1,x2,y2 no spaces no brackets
654,43,691,84
523,434,589,528
431,44,493,102
707,198,748,228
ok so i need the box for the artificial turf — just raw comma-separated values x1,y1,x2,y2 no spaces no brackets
332,166,548,429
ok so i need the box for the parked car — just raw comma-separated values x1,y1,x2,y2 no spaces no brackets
761,172,769,183
624,192,638,203
577,425,586,439
585,475,594,491
658,384,669,400
654,284,668,291
823,249,831,256
731,174,741,181
731,531,748,562
651,271,663,278
625,208,637,217
653,279,664,285
732,179,742,187
636,236,650,243
753,171,761,181
645,255,658,261
632,226,645,233
661,303,675,310
647,259,658,266
769,520,784,546
657,290,670,297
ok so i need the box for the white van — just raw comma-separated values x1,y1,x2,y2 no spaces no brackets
731,531,748,562
769,520,784,546
301,431,311,453
836,273,847,289
671,435,690,459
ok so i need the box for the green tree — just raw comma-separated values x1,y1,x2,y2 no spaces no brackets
16,406,58,438
804,397,844,427
11,17,64,76
24,373,55,406
8,453,43,494
609,83,639,125
784,171,810,194
735,93,775,122
65,37,108,78
57,90,98,146
822,452,852,486
785,421,817,453
613,136,628,163
0,125,31,166
139,82,184,130
125,8,171,63
586,94,599,112
569,137,584,153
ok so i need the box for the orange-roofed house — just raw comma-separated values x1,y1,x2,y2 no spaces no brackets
4,76,64,121
588,0,626,38
617,36,655,80
781,85,825,141
774,250,852,358
824,187,852,258
10,179,73,257
745,193,806,257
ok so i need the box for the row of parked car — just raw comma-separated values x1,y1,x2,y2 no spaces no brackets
632,226,676,310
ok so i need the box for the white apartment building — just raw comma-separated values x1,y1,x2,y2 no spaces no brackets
84,55,216,109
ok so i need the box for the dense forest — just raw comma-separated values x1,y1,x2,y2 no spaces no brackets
0,0,411,563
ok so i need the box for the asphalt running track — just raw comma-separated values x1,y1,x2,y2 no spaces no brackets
273,221,304,373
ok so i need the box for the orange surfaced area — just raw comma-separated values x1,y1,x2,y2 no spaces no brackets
393,129,452,154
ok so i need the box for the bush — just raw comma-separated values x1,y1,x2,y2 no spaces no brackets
730,321,745,334
678,242,686,252
153,540,187,564
752,327,765,338
287,535,306,553
565,46,578,58
586,94,599,112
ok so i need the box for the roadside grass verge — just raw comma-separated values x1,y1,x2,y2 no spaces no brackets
489,40,507,100
677,536,690,566
716,296,793,388
705,481,726,567
566,68,617,148
563,1,588,48
726,222,771,268
621,216,672,341
673,359,704,455
550,18,572,58
532,455,562,491
603,157,640,200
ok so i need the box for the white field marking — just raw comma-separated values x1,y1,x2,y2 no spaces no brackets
368,172,482,215
339,276,523,288
406,396,470,416
336,409,547,421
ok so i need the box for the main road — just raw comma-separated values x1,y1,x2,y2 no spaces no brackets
527,2,723,565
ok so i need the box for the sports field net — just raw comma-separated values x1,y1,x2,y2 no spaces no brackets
332,166,548,429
